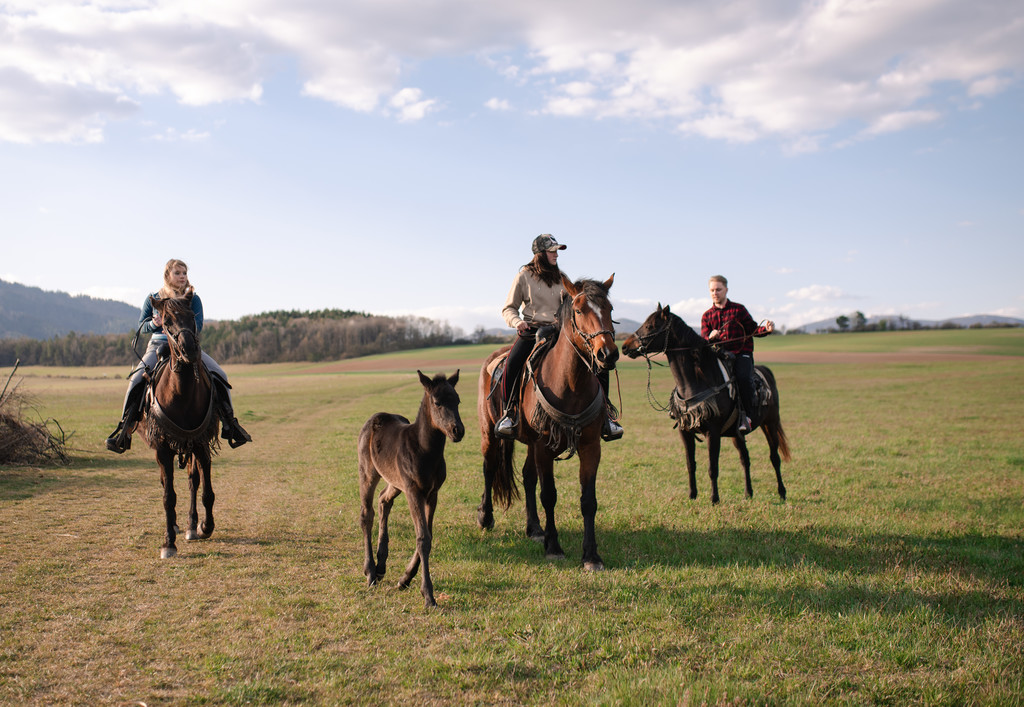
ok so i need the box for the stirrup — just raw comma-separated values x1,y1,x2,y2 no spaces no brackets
105,427,131,453
494,414,516,439
222,418,252,448
737,416,752,434
601,418,623,442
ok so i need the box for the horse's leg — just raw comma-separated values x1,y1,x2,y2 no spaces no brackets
522,444,543,542
197,447,215,538
477,433,497,530
358,452,382,585
399,489,435,607
157,447,178,558
680,431,699,500
375,483,402,578
536,448,564,560
765,420,787,501
732,436,753,499
707,434,722,505
185,455,201,541
578,440,604,571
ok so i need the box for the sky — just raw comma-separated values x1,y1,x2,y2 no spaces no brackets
2,0,1023,336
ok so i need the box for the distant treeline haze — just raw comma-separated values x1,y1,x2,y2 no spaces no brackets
0,310,469,367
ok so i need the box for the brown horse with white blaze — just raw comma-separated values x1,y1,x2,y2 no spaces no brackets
358,370,465,608
622,304,790,504
477,274,618,571
138,289,220,559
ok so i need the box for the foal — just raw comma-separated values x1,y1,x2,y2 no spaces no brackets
358,371,464,608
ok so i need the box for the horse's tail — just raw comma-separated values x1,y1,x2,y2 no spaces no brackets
492,437,520,510
773,420,792,462
758,365,792,462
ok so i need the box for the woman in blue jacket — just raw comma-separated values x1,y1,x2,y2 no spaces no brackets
105,259,251,452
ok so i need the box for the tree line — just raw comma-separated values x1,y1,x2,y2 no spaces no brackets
0,309,470,367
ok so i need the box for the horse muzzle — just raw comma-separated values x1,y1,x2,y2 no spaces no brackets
595,343,619,371
621,335,641,359
449,421,466,443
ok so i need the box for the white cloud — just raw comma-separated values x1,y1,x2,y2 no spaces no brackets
485,97,510,111
786,284,849,302
388,87,438,122
2,0,1022,144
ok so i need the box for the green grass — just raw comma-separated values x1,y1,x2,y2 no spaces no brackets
1,329,1022,705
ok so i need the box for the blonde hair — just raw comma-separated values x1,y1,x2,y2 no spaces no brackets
709,275,728,287
159,259,192,299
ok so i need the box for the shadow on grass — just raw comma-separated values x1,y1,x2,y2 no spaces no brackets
446,522,1024,622
0,462,140,501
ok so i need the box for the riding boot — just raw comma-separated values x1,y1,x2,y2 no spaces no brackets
494,381,519,439
106,384,144,453
736,402,751,435
598,369,623,441
212,376,251,448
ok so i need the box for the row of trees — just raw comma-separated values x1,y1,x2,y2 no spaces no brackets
0,310,468,367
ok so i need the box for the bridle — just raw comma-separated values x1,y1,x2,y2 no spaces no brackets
567,294,616,375
162,309,202,380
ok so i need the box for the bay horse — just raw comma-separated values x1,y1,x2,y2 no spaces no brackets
477,274,618,571
621,304,790,504
358,371,465,608
138,289,220,558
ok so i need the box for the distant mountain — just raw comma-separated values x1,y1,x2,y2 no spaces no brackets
0,279,139,339
793,313,1024,334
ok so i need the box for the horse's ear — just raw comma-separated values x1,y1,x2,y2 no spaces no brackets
448,369,460,387
149,295,161,310
560,273,577,297
417,370,431,387
603,273,614,290
661,304,671,316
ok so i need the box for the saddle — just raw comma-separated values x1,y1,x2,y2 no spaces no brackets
486,325,557,408
713,349,772,412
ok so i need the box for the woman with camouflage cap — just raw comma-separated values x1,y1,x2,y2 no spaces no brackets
495,235,623,441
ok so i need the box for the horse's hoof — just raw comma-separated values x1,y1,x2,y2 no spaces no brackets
528,532,545,543
160,547,176,559
583,560,605,572
185,529,199,541
477,512,494,531
366,575,378,587
545,552,566,561
424,598,438,609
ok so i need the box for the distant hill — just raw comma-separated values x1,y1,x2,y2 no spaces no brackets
794,313,1024,334
0,279,139,339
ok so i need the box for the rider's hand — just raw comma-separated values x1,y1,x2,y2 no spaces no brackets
152,311,163,328
516,322,529,335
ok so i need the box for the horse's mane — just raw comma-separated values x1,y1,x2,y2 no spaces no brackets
556,278,612,328
666,311,715,383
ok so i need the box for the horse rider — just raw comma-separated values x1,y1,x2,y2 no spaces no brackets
701,274,775,434
495,234,623,441
106,258,251,453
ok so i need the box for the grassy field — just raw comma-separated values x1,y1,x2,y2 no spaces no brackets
1,329,1022,705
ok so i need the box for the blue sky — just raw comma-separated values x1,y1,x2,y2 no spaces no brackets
2,0,1022,335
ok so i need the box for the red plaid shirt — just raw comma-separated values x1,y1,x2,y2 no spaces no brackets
701,300,770,356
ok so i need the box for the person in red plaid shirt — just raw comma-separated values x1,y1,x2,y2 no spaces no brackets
701,275,775,434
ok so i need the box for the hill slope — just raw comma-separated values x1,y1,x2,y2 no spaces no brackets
0,280,139,339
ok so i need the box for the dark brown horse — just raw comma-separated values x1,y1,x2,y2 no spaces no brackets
358,371,465,608
622,304,790,504
477,275,618,570
138,289,220,558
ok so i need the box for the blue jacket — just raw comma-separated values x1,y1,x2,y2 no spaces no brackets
139,291,204,341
